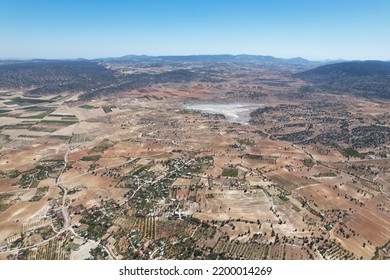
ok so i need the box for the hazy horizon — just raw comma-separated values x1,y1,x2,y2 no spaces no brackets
0,53,388,62
1,0,390,60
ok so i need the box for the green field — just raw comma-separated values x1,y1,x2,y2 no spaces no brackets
80,104,99,109
40,119,78,126
80,155,101,161
91,145,111,153
5,97,48,106
221,168,238,177
24,106,55,112
19,113,47,119
0,109,12,114
49,113,76,118
344,147,361,157
244,154,263,160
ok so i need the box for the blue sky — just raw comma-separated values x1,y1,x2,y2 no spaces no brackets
1,0,389,60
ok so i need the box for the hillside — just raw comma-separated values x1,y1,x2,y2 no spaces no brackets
294,61,390,99
0,60,216,99
0,60,118,95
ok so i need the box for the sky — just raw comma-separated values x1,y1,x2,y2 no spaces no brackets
1,0,389,60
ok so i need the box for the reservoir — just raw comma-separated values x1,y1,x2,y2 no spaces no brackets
183,103,263,125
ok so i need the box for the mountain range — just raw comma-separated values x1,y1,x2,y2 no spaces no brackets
96,54,314,64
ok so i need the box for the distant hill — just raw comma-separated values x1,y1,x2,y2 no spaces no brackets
0,60,117,95
98,54,314,65
0,59,218,99
294,61,390,99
